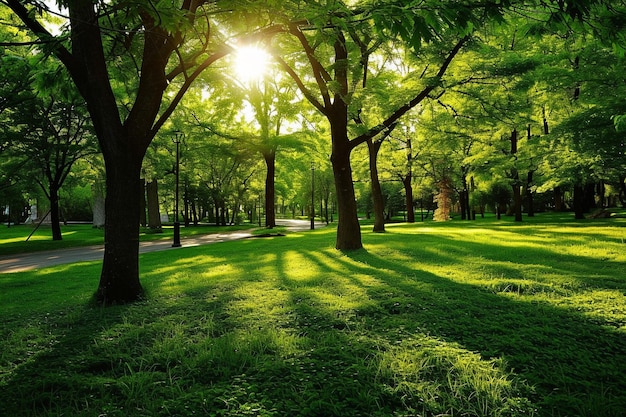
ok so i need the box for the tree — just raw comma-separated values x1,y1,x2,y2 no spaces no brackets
3,1,278,304
227,72,305,229
273,2,477,249
10,79,98,239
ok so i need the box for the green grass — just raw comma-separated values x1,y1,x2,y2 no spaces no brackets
1,213,625,416
0,223,257,256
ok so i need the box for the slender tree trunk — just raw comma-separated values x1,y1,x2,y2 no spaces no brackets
184,178,190,227
597,181,605,208
96,155,143,304
526,171,535,217
191,197,198,225
367,138,385,233
324,197,330,224
402,174,415,223
263,150,276,228
220,203,227,226
404,137,415,223
49,185,62,241
512,183,522,221
509,129,522,222
459,171,470,221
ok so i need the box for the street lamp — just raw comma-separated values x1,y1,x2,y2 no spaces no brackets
172,131,184,248
258,194,262,227
310,162,315,230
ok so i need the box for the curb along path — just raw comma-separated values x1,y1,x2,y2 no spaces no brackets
0,220,326,274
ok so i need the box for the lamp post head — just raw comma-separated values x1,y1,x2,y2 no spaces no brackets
172,131,184,144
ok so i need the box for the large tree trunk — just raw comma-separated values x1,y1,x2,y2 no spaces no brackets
96,154,144,304
367,138,385,233
433,177,453,221
330,114,362,250
554,186,565,211
618,176,626,206
49,185,62,241
573,184,586,219
263,150,276,228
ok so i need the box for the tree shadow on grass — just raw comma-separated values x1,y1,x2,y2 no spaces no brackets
337,236,626,417
2,228,625,417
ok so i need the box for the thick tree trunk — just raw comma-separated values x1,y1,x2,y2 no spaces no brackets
367,138,385,233
554,186,564,211
573,184,586,219
618,176,626,206
402,174,415,223
434,177,453,221
584,183,596,212
49,186,62,241
331,115,362,250
96,156,143,304
459,189,468,220
263,150,276,229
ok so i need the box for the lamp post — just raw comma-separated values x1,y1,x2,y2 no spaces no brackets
310,162,315,230
258,194,262,227
172,131,184,248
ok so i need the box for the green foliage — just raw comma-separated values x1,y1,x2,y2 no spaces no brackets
614,114,626,132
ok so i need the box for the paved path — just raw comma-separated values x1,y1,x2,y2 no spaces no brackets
0,219,327,274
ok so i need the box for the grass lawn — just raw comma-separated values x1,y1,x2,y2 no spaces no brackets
1,213,625,416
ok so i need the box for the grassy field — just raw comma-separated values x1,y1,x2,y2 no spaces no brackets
1,213,625,416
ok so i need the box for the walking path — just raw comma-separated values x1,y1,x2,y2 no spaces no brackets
0,219,326,274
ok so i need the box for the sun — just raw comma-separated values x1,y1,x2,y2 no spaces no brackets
233,45,271,83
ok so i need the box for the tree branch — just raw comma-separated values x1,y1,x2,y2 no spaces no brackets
272,53,328,115
288,23,333,109
151,24,286,139
349,35,470,151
